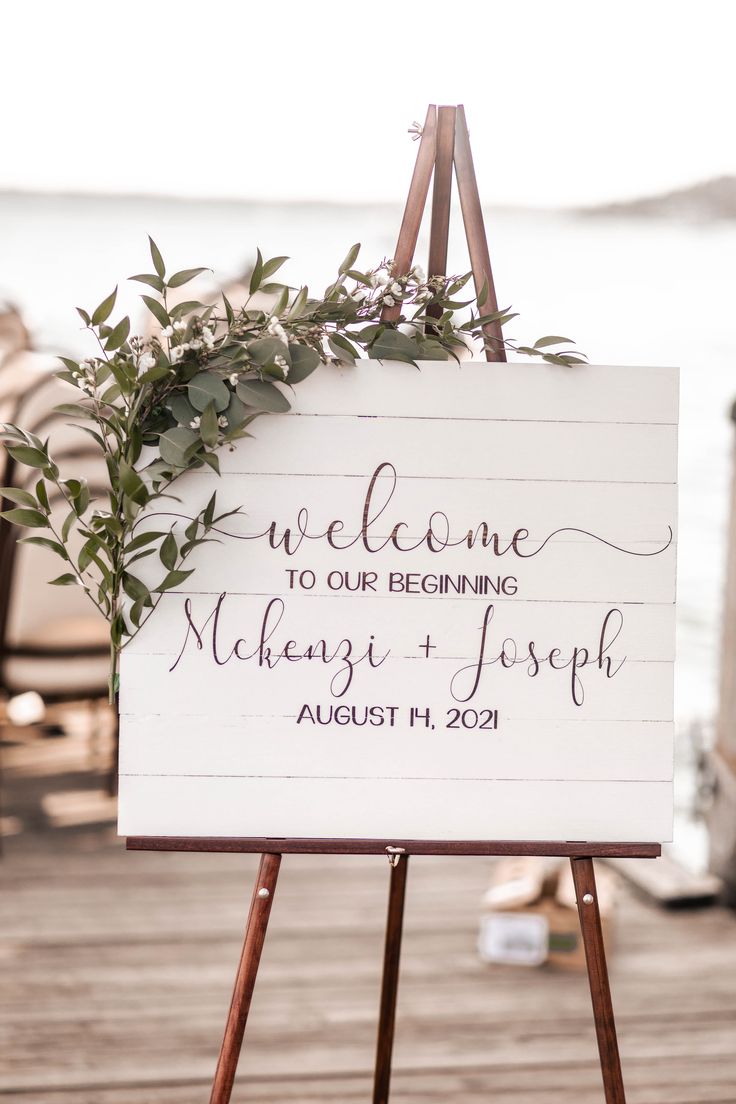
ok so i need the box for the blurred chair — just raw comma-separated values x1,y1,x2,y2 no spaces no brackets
0,360,114,779
0,304,31,361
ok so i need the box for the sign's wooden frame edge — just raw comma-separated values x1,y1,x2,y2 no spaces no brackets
127,836,661,858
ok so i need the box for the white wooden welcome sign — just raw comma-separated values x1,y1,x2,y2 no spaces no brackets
118,360,678,843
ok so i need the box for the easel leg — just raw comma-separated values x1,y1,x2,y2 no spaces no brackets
372,855,409,1104
209,852,281,1104
570,857,626,1104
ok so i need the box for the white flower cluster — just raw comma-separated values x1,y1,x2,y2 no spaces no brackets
267,317,290,378
189,414,229,430
166,321,216,364
376,276,405,309
71,357,98,395
267,316,288,342
349,262,432,310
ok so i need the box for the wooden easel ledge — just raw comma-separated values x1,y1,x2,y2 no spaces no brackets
126,836,661,859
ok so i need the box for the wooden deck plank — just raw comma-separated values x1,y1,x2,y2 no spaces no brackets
1,730,736,1102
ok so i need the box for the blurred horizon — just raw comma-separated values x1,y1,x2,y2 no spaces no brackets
2,1,735,207
1,173,735,215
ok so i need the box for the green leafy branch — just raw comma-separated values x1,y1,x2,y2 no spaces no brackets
0,238,585,703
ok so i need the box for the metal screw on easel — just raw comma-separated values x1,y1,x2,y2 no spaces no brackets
583,893,594,905
257,888,270,899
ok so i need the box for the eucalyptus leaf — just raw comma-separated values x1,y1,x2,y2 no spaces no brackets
328,334,358,364
167,267,209,288
236,379,291,413
287,344,321,383
141,295,170,328
533,335,575,349
149,236,165,278
261,255,289,279
160,531,178,571
105,316,131,351
122,572,151,603
129,272,165,292
54,403,97,420
0,487,38,507
0,507,48,527
61,507,77,543
167,394,200,426
170,300,205,319
91,287,117,327
125,530,166,553
188,372,230,413
249,248,263,294
200,450,220,474
5,445,49,468
35,481,50,511
224,391,247,429
369,328,419,363
339,243,361,275
157,568,195,592
158,427,200,468
246,337,290,367
18,536,67,557
199,400,219,448
119,461,148,506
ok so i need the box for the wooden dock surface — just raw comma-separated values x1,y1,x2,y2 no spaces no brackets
1,730,736,1102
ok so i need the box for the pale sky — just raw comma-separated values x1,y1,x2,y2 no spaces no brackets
2,0,735,207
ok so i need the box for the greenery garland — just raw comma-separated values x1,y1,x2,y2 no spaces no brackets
0,239,584,702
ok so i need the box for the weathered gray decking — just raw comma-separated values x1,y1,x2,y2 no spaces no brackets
2,724,736,1103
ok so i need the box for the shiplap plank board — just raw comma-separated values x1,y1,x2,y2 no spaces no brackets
280,360,681,424
133,538,677,603
119,716,674,781
117,776,674,841
146,472,678,544
123,594,676,660
212,417,677,483
119,652,673,722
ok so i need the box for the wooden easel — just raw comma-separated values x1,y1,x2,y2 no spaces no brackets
127,104,661,1104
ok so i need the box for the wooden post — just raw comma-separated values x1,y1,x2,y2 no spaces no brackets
209,852,281,1104
570,857,626,1104
373,854,409,1104
426,105,456,324
381,104,437,326
453,105,506,360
